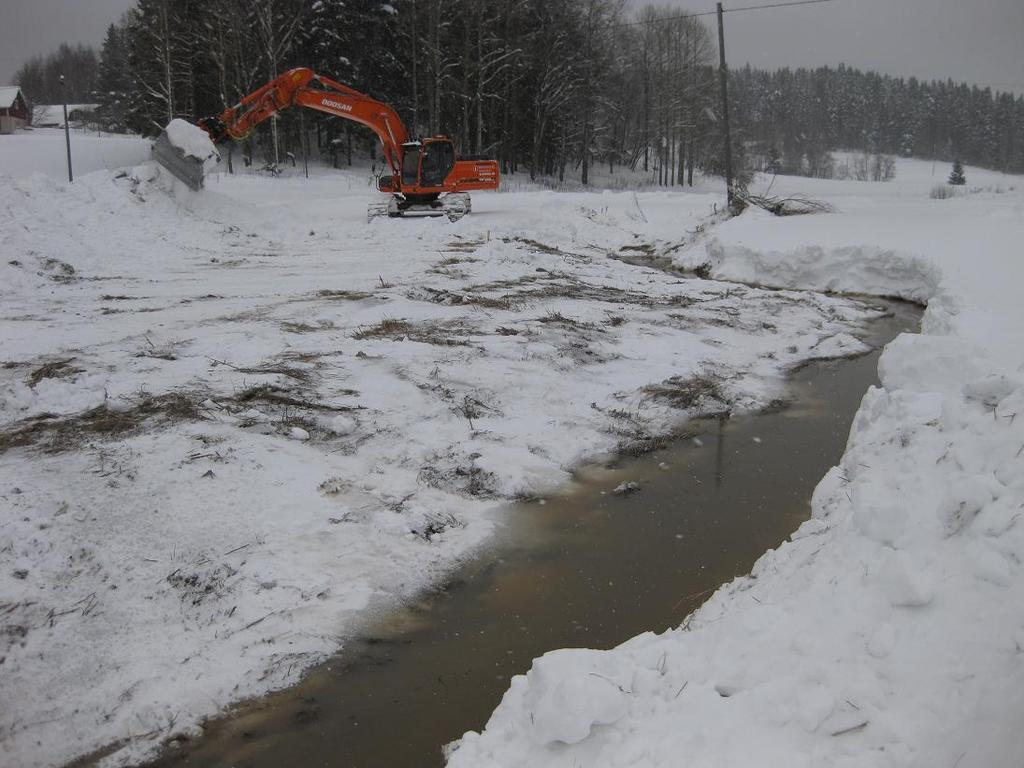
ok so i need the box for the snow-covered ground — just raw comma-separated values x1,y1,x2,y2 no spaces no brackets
447,164,1024,767
0,127,150,179
0,136,890,767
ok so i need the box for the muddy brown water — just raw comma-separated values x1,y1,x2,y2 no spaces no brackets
147,301,920,768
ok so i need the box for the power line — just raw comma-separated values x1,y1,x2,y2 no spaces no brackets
725,0,838,15
615,0,837,27
615,8,719,25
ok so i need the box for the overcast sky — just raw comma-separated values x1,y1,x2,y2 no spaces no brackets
2,0,1022,94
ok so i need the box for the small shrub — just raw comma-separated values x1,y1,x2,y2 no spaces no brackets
949,159,966,186
930,184,957,200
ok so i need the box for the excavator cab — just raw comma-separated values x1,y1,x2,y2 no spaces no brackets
372,137,472,221
396,139,455,190
419,139,455,187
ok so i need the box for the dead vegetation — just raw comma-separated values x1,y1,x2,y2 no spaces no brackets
353,317,475,346
407,286,515,310
0,392,203,454
27,358,83,388
618,242,657,255
42,258,76,282
231,383,358,412
643,374,728,410
410,511,465,541
316,289,374,301
469,270,569,292
208,357,315,384
136,336,183,361
607,419,699,458
0,378,363,454
503,236,588,262
470,272,699,311
537,310,583,326
166,563,237,608
736,191,835,216
281,319,336,334
352,317,412,340
442,236,486,254
434,256,479,267
418,460,497,499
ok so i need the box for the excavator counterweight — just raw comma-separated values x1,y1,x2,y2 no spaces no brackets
152,68,499,220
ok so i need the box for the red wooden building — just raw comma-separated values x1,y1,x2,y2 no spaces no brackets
0,87,29,134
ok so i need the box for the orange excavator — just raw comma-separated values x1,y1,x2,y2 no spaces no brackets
153,67,500,221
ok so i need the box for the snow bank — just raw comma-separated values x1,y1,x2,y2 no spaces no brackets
447,162,1024,768
682,235,942,305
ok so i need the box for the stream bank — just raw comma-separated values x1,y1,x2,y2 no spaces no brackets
146,300,921,768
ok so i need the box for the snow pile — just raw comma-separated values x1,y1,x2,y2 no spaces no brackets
163,118,219,164
685,235,941,305
447,164,1024,768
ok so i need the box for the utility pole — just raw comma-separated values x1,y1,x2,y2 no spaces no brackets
300,110,309,179
716,3,733,207
59,75,73,183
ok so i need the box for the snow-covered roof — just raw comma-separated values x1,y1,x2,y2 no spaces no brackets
32,103,98,126
0,86,23,109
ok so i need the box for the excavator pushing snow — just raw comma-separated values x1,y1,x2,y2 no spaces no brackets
152,67,500,221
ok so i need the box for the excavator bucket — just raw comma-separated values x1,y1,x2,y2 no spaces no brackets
152,119,220,191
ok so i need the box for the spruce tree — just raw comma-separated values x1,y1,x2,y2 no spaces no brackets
96,22,131,132
948,158,966,185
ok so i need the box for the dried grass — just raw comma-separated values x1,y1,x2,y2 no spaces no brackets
316,289,374,301
643,374,726,409
27,359,83,388
353,318,473,346
0,392,203,454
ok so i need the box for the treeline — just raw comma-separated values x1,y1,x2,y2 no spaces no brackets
83,0,720,185
13,44,98,104
15,1,1024,180
730,65,1024,176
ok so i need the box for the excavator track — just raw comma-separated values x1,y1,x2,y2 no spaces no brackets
441,192,472,221
367,197,399,222
367,193,472,223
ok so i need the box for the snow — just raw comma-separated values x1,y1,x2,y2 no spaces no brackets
163,117,219,168
31,104,99,127
0,87,22,109
0,127,150,178
0,135,890,767
2,130,1023,768
446,162,1024,768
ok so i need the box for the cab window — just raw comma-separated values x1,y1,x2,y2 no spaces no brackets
420,141,455,187
401,149,420,186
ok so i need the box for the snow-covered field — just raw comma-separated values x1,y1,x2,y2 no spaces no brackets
0,134,891,767
0,128,150,180
448,165,1024,767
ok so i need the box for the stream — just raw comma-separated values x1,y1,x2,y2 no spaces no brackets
148,299,921,768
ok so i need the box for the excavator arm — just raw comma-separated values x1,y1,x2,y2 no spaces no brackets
198,67,409,177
